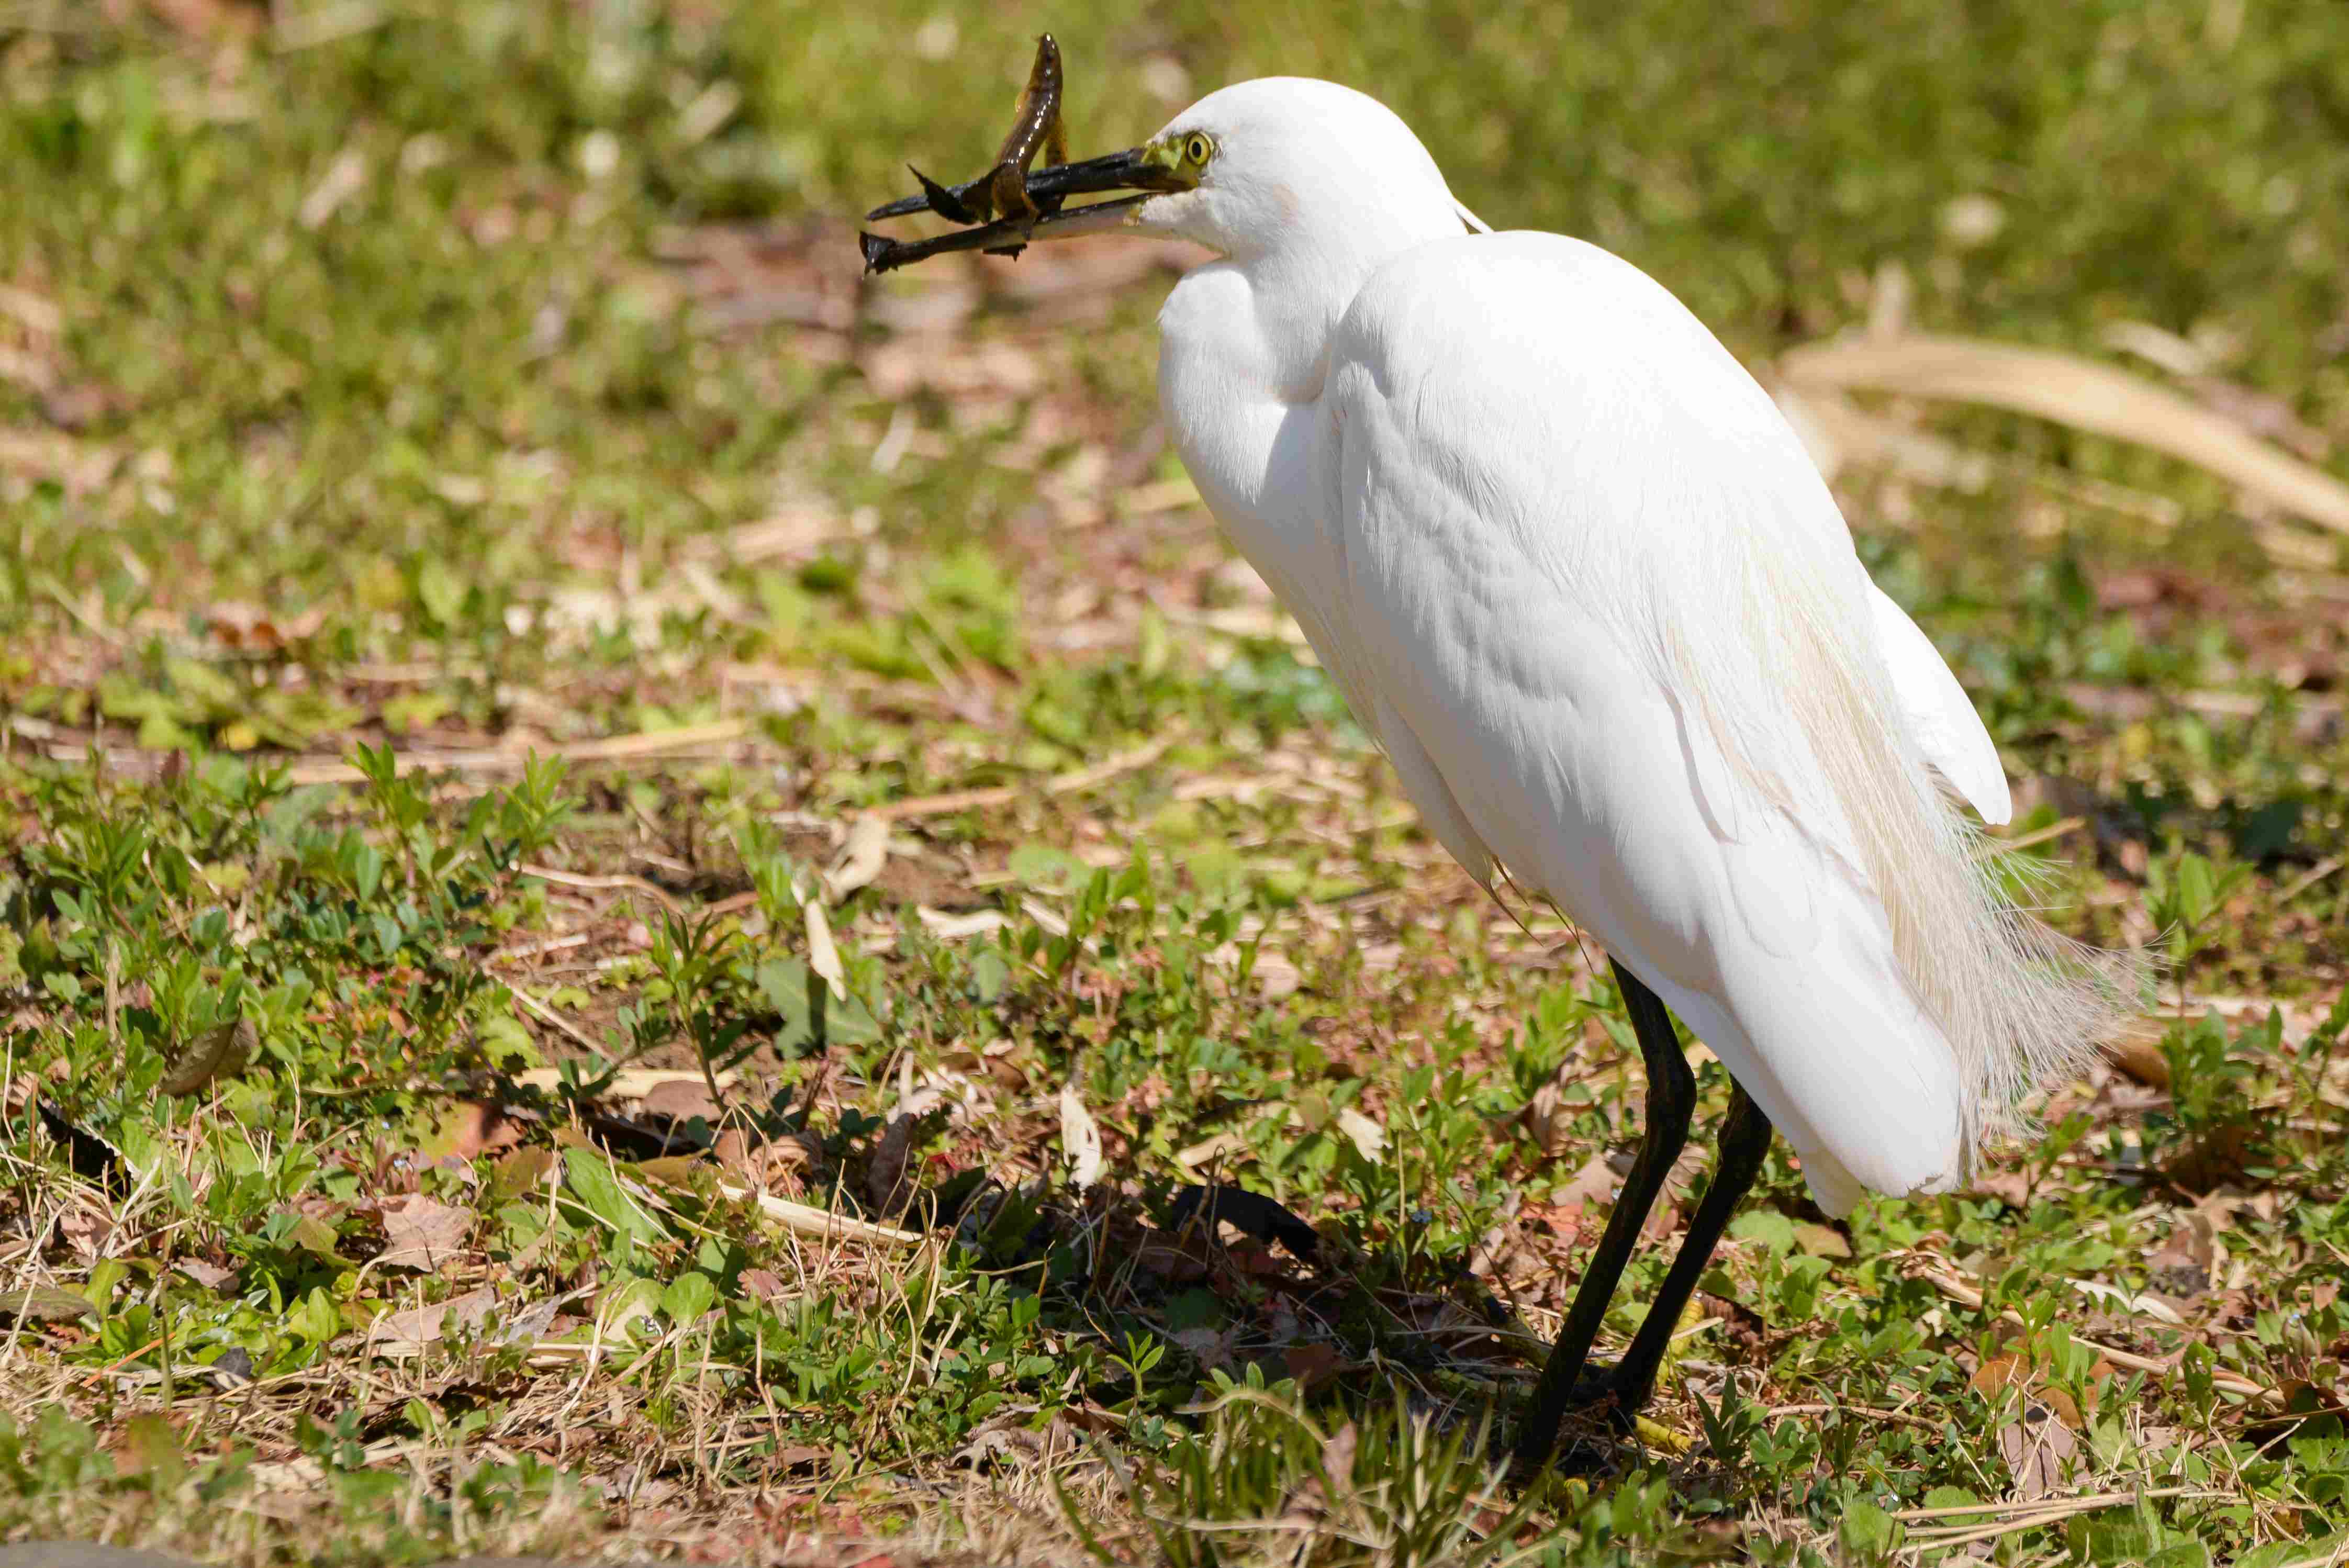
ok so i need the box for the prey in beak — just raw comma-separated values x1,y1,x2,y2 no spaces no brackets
860,35,1193,276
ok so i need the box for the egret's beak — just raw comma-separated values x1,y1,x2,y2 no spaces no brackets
860,147,1190,276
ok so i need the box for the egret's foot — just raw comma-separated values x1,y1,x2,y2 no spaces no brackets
1571,1361,1660,1435
1511,1363,1648,1479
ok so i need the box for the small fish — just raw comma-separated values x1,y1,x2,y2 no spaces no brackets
870,34,1066,231
980,32,1067,231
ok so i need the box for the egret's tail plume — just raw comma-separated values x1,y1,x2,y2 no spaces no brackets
1698,565,2147,1156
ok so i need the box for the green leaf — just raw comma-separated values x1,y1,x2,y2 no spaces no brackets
286,1215,342,1257
2241,1537,2347,1568
561,1148,669,1250
1791,1221,1851,1258
1007,843,1089,893
1729,1210,1796,1254
756,956,879,1053
416,558,465,629
660,1271,717,1324
1839,1497,1897,1554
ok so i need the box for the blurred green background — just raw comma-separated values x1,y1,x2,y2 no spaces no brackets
4,0,2345,604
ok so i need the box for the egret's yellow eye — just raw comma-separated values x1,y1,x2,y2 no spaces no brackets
1183,132,1214,167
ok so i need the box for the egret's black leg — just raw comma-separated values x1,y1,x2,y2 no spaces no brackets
1515,959,1694,1467
1585,1081,1773,1418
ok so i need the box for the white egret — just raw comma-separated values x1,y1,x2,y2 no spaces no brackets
865,74,2135,1464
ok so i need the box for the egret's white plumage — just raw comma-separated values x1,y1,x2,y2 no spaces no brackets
1117,78,2133,1214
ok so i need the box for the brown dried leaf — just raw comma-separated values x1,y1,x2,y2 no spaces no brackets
866,1113,918,1216
1972,1169,2033,1206
0,1284,99,1324
1996,1405,2080,1502
159,1017,255,1097
1781,332,2349,536
488,1146,556,1204
1284,1341,1343,1392
176,1259,237,1291
375,1193,472,1271
204,603,327,654
424,1101,522,1162
1173,1325,1238,1370
1555,1153,1618,1209
366,1286,496,1357
1517,1074,1575,1161
2104,1020,2172,1089
640,1078,725,1125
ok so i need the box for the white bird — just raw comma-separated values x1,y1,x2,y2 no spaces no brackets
865,74,2134,1463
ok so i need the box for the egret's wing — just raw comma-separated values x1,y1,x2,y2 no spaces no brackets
1869,586,2011,824
1324,232,1981,1207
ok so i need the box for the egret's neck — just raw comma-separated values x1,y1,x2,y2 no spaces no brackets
1157,191,1463,511
1156,193,1462,664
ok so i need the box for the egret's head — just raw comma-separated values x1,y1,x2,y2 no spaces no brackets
863,77,1475,274
1123,79,1468,260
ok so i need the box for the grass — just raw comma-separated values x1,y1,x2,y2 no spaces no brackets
1,0,2346,1563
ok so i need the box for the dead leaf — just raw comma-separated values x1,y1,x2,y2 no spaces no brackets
511,1065,736,1100
1517,1073,1579,1160
1781,333,2349,537
1173,1325,1239,1370
204,603,327,654
1284,1342,1343,1392
715,1128,819,1191
367,1287,496,1357
806,899,845,1001
1996,1405,2080,1502
640,1078,725,1125
824,814,890,902
0,283,62,337
1135,1226,1215,1284
488,1146,556,1204
1335,1107,1385,1163
866,1114,918,1215
176,1259,237,1291
2104,1020,2172,1089
423,1100,522,1161
56,1205,112,1261
299,148,370,231
1554,1153,1619,1209
156,1016,254,1097
1175,1131,1250,1170
1059,1080,1104,1189
374,1193,472,1271
1972,1169,2034,1206
740,1268,789,1303
0,1284,99,1324
1318,1419,1358,1491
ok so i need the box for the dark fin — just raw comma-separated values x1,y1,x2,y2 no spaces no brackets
859,231,903,275
913,165,979,225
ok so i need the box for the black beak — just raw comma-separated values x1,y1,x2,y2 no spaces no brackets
859,148,1189,276
865,148,1185,225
